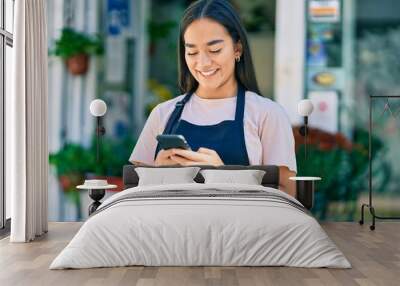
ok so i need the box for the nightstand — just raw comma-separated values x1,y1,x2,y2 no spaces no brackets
77,180,117,215
289,177,321,210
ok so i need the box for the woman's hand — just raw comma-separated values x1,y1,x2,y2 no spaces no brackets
169,147,224,166
154,149,180,166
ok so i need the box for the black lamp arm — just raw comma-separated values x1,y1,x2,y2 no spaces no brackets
96,117,106,162
299,116,308,136
96,117,106,136
298,116,309,168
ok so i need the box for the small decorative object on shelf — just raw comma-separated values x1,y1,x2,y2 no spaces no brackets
77,180,117,215
359,94,400,231
289,176,321,210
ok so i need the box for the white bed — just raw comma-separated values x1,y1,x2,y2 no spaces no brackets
50,183,351,269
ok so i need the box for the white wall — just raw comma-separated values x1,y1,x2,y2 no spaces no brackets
274,0,305,125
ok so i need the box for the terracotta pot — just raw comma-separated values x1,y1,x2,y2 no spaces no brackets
59,173,84,191
107,176,124,192
149,42,156,56
66,53,89,75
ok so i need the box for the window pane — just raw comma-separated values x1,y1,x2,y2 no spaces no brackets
5,0,14,33
5,44,13,219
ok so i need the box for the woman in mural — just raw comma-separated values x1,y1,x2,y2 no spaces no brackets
129,0,297,196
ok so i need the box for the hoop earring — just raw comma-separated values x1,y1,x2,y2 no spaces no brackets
235,56,241,63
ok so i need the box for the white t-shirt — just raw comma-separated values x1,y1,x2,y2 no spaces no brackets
129,91,297,172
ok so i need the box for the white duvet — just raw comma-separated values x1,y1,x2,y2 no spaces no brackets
50,183,351,269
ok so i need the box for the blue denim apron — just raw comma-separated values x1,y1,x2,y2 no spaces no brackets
154,85,249,165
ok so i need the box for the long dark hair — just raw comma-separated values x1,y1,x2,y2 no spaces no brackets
178,0,261,95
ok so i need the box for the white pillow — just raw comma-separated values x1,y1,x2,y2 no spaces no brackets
200,169,266,185
135,167,200,186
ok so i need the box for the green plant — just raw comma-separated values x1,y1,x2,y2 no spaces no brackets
294,127,389,220
234,1,275,33
148,20,177,44
49,136,136,214
49,136,136,179
52,27,103,59
49,143,93,218
49,143,94,177
88,136,137,177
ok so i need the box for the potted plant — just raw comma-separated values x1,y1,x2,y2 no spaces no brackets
85,136,136,192
52,27,103,75
293,126,389,220
49,143,95,220
49,136,136,194
49,143,94,188
49,139,128,220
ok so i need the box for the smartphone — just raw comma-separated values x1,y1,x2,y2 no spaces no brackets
156,134,191,150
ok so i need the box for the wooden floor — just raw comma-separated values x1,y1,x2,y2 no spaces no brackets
0,222,399,286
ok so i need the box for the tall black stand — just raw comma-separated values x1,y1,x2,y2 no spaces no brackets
96,117,106,162
88,189,105,215
296,180,315,210
359,95,400,230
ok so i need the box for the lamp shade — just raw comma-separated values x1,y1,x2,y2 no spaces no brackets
90,99,107,117
298,99,314,117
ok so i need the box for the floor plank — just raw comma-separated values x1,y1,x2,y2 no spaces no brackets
0,222,399,286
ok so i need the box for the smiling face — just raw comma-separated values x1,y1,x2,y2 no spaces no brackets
183,18,242,94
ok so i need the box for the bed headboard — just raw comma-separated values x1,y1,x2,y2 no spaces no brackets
123,164,280,189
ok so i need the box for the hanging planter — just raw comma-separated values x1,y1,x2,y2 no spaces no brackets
52,28,103,76
66,53,89,75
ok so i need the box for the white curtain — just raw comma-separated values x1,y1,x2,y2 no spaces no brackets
7,0,48,242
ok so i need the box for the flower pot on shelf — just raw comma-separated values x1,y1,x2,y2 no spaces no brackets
66,53,89,75
59,173,84,191
107,176,124,192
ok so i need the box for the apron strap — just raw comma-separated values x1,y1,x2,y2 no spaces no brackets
234,84,245,122
164,92,193,134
